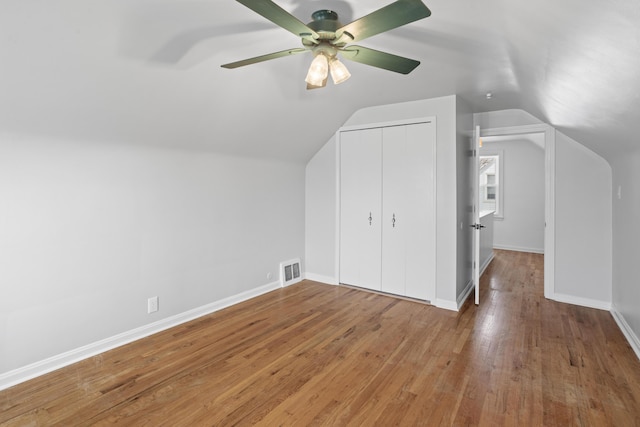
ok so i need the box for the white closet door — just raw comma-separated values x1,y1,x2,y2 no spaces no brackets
404,122,436,301
339,129,382,290
381,126,408,296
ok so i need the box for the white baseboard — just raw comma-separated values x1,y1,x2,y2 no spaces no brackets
611,305,640,361
550,292,612,311
456,280,474,310
493,244,544,254
435,298,459,312
0,281,282,391
479,252,495,276
304,272,338,285
452,256,494,311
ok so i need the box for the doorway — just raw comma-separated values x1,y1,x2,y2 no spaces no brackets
480,133,545,252
478,124,555,300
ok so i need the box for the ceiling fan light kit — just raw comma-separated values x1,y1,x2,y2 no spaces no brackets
222,0,431,90
305,53,329,86
329,57,351,84
305,43,352,87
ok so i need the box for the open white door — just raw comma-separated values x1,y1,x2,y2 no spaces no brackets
472,125,481,305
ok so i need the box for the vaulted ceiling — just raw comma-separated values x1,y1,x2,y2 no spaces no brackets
1,0,638,163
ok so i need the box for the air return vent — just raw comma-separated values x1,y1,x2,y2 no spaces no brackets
280,258,302,287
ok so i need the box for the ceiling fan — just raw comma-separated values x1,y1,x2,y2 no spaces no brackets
221,0,431,89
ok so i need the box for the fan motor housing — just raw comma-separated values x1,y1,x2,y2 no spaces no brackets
307,10,342,35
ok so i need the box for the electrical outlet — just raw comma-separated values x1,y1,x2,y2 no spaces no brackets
147,296,159,314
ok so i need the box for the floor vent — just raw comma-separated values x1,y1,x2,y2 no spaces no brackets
280,258,302,287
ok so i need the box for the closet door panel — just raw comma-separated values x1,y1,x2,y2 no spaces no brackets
404,122,436,301
357,129,383,290
339,130,362,286
340,120,436,301
381,126,407,296
339,129,382,290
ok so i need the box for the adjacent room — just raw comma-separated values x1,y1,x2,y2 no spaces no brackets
2,0,639,424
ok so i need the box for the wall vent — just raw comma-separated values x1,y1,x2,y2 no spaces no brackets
280,258,302,287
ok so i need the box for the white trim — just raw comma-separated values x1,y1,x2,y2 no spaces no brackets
336,116,438,300
493,244,544,254
430,121,438,304
545,128,556,300
611,305,640,361
435,298,459,312
478,149,504,219
305,272,338,285
480,124,555,300
457,257,493,310
550,293,611,311
334,130,341,286
481,124,551,137
339,117,435,132
0,281,282,391
456,280,474,310
479,252,495,276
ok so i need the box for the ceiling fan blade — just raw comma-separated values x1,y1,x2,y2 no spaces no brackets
236,0,319,43
340,45,420,74
221,48,308,69
335,0,431,44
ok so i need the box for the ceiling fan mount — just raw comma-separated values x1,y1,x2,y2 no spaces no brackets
310,9,339,23
305,10,343,41
221,0,432,89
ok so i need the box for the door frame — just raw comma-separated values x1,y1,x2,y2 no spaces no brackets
335,116,438,302
479,124,555,299
472,126,481,305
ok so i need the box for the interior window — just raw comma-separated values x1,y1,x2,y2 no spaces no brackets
479,154,502,218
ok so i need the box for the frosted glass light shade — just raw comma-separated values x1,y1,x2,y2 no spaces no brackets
305,54,329,87
330,58,351,84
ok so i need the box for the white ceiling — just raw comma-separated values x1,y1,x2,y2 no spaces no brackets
1,0,638,163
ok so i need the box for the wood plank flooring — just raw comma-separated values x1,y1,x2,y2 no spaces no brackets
2,250,640,425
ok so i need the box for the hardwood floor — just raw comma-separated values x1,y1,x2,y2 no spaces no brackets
2,250,640,426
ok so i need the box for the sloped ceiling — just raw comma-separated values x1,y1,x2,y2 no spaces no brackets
1,0,638,163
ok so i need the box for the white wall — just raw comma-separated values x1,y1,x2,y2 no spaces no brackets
554,131,612,308
304,136,337,284
610,149,640,356
476,109,612,311
0,133,305,378
475,109,543,129
305,95,466,310
481,138,545,253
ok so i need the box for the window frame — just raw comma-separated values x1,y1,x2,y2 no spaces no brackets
479,150,504,219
